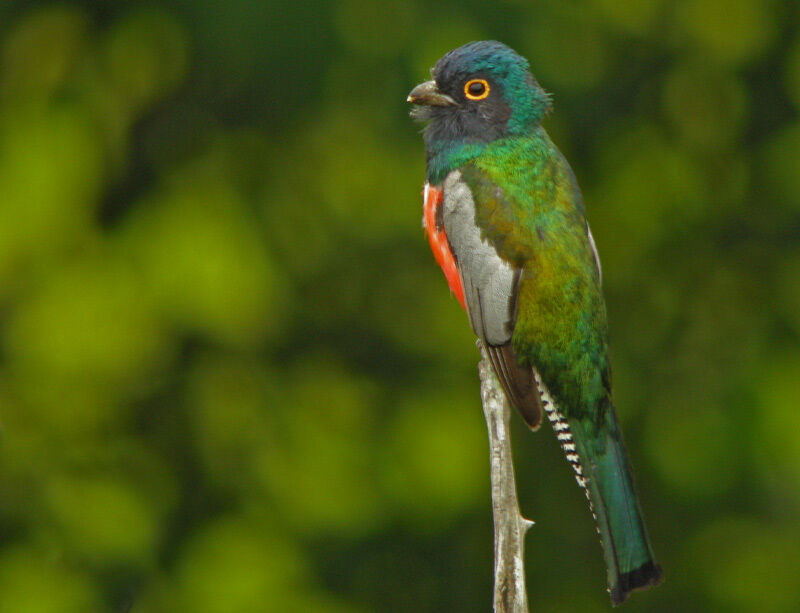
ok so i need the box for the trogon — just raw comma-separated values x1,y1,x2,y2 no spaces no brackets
407,41,662,605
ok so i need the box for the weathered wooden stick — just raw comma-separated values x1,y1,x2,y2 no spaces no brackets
478,342,533,613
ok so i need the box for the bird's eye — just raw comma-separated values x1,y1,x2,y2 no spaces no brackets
464,79,490,100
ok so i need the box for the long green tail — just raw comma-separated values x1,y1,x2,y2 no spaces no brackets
544,396,662,604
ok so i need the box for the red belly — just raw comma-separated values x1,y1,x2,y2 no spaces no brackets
423,183,465,309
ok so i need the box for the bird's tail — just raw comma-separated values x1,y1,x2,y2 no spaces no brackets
545,397,662,605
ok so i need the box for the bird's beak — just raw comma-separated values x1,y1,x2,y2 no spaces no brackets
407,80,458,106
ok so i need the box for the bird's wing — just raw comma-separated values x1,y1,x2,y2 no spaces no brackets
441,170,543,429
587,222,602,284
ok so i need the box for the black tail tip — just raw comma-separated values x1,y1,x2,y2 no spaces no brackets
610,561,664,606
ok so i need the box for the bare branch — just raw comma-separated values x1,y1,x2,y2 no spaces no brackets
478,342,532,613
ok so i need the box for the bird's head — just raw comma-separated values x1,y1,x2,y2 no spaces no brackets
408,41,551,144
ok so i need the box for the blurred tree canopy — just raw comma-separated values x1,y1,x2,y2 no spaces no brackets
0,1,799,612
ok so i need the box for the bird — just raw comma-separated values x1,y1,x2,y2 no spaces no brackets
407,41,663,606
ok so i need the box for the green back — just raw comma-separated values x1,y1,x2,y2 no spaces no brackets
461,128,611,421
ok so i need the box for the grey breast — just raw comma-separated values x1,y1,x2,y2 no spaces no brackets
442,170,517,346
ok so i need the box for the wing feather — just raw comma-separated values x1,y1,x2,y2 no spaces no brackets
486,344,543,429
442,170,542,429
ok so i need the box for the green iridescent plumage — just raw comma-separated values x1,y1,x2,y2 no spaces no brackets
461,132,610,422
410,41,662,605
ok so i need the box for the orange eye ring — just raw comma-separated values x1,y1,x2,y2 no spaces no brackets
464,78,490,100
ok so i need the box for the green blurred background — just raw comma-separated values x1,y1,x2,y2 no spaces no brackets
0,1,799,611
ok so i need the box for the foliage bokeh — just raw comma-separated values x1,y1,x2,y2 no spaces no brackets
1,1,799,611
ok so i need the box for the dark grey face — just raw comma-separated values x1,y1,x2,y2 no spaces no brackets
409,69,512,146
409,41,551,151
